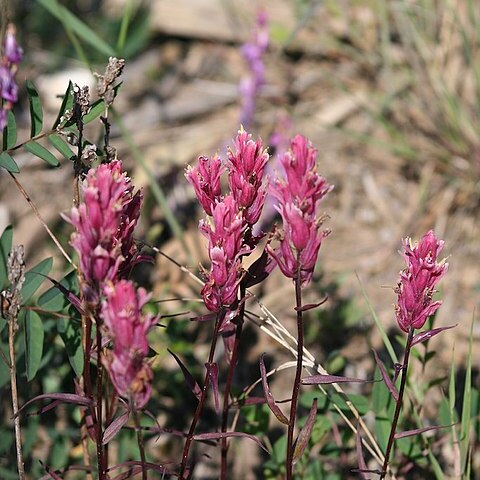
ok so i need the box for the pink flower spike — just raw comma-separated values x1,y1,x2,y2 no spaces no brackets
102,280,157,408
268,135,332,286
395,230,448,333
185,155,223,216
227,129,270,227
68,160,142,300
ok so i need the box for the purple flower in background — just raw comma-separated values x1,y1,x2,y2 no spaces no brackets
268,135,333,285
0,24,22,130
239,10,269,129
68,160,142,302
4,24,23,65
395,230,448,332
101,280,156,408
0,65,18,103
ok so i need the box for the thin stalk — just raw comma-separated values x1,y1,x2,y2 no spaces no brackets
179,311,224,479
132,402,147,480
220,285,246,479
285,268,304,480
95,317,106,479
7,172,74,266
380,327,414,479
8,314,25,480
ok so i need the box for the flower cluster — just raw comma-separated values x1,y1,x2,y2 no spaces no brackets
239,10,269,129
69,160,155,407
69,160,142,304
395,230,448,332
268,135,333,285
101,281,156,408
0,24,22,129
186,130,269,315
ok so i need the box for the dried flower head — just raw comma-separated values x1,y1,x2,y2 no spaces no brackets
95,57,125,106
395,230,448,332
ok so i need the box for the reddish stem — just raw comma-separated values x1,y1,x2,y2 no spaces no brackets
286,268,304,480
179,310,225,479
379,327,414,479
220,286,246,479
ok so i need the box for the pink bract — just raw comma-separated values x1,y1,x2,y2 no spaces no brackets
102,280,156,408
395,230,448,332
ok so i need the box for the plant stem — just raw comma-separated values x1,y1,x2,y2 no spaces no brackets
132,402,147,480
220,286,246,479
95,317,106,479
8,313,25,480
179,311,224,479
380,327,414,479
286,268,304,480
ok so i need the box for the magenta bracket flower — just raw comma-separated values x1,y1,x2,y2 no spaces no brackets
226,129,269,231
395,230,448,332
101,280,157,408
267,134,333,285
186,129,270,315
67,160,142,302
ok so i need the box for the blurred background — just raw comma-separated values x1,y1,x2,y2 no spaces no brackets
0,0,479,478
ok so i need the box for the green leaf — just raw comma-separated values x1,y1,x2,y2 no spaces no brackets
24,141,59,167
0,151,19,173
57,317,84,377
24,310,44,381
37,0,115,58
26,80,43,137
48,134,75,161
38,270,78,312
20,257,53,305
0,225,13,290
53,81,74,129
2,111,17,150
460,314,474,473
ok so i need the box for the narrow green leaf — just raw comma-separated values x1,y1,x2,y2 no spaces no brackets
53,81,74,129
38,270,78,312
57,317,84,377
24,310,44,381
0,225,13,290
116,0,134,55
83,83,122,125
0,151,19,173
20,257,53,305
26,80,43,137
24,141,59,167
37,0,115,57
2,111,17,150
460,314,474,472
48,134,75,161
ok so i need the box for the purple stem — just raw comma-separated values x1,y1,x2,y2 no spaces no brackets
179,310,225,479
379,327,414,479
286,267,304,479
220,285,246,479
